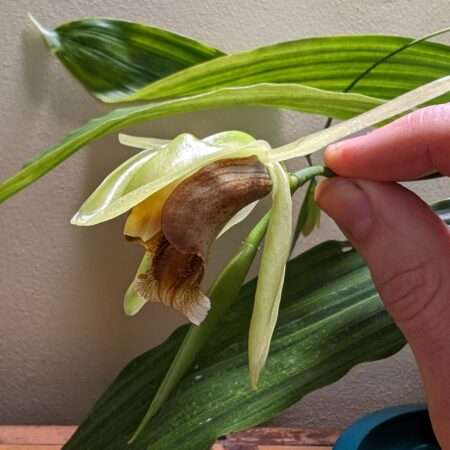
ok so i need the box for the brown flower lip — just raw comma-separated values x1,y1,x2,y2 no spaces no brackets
130,156,273,325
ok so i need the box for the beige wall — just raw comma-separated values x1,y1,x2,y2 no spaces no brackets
0,0,448,427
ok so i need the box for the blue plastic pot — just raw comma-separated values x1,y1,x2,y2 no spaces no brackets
333,404,440,450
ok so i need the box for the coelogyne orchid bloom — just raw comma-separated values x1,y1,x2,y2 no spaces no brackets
71,131,288,324
71,77,450,386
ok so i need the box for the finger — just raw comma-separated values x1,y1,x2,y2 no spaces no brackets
316,177,450,448
325,104,450,180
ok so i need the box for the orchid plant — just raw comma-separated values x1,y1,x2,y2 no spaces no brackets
1,16,450,450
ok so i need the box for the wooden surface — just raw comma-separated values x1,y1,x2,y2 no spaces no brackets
0,426,338,449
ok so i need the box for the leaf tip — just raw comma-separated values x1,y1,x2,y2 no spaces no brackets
28,13,60,51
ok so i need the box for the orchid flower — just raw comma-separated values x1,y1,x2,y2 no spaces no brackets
72,131,275,325
72,76,450,386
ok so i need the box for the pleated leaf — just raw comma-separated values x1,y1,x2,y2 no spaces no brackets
31,16,224,102
39,20,450,104
61,199,450,450
0,83,383,204
63,240,404,450
62,200,450,450
116,35,450,102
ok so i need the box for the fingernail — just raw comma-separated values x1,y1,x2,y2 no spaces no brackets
315,178,373,242
324,142,344,168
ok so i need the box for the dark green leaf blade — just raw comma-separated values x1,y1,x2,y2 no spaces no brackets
63,240,403,450
31,16,224,102
121,35,450,102
62,201,450,450
0,83,383,204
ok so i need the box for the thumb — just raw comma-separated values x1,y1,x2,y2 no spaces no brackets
316,177,450,448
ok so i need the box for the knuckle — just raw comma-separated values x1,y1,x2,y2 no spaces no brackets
377,261,443,327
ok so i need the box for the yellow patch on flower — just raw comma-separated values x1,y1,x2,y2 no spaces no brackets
124,182,178,242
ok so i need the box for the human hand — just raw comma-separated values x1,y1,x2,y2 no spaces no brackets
315,105,450,449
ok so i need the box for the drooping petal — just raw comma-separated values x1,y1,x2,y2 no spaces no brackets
72,133,269,226
248,162,292,388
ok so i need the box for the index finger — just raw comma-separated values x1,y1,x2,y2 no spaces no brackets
325,104,450,180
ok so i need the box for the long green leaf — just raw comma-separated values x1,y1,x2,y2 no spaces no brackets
63,240,404,450
0,83,382,204
61,200,450,450
323,27,450,128
30,16,224,102
118,35,450,102
41,22,450,104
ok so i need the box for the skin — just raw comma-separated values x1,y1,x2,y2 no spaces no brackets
315,104,450,449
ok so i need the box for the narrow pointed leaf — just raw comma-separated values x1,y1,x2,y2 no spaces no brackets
270,76,450,162
0,83,383,205
31,16,224,102
249,162,292,388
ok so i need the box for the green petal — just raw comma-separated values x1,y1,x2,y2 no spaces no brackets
203,130,256,146
270,75,450,162
124,253,151,316
71,133,269,226
72,148,160,223
118,130,255,151
248,162,292,388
